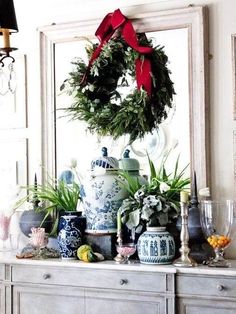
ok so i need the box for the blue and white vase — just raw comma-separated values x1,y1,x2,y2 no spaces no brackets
81,171,128,233
137,227,175,264
57,215,82,259
81,147,128,234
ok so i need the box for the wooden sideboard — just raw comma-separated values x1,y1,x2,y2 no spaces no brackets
1,254,236,314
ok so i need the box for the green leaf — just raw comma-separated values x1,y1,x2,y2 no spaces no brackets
118,171,144,197
141,206,154,220
49,214,60,237
158,212,169,226
126,209,140,230
173,154,180,178
147,153,157,180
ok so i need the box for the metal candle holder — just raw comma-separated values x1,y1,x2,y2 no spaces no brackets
114,230,125,263
179,171,214,263
173,200,197,267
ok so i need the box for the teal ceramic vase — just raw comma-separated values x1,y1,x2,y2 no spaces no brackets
137,227,175,264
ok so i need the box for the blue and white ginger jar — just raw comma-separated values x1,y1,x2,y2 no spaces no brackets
81,147,128,234
57,215,82,259
137,227,175,264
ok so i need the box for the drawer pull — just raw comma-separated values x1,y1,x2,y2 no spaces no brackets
43,273,51,280
217,284,225,291
120,279,128,285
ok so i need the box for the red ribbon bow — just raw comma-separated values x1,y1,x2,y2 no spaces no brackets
84,9,153,96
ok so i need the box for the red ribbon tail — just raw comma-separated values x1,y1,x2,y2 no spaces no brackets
136,58,152,97
122,21,153,54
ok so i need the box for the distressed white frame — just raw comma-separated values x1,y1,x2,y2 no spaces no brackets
39,5,209,190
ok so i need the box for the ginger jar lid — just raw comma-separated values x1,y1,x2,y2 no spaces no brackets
119,149,140,171
91,147,119,172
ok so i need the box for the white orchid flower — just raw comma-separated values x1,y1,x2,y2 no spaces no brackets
159,182,170,193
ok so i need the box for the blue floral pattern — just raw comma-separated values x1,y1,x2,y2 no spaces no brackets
57,215,82,259
81,173,128,233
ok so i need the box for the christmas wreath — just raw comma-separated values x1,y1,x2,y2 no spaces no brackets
61,9,175,143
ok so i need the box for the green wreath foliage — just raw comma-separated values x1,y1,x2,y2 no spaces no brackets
60,34,175,143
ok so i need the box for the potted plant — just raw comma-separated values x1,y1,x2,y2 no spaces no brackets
33,177,82,235
15,174,54,238
16,170,85,256
119,152,190,264
16,171,83,237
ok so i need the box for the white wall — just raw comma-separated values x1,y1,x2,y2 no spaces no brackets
11,0,236,257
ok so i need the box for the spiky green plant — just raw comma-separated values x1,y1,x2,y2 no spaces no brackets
15,175,81,236
119,152,190,232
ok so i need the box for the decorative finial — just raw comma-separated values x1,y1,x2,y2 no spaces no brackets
190,170,199,207
32,173,40,210
102,147,108,157
193,170,197,197
123,149,130,158
34,173,37,190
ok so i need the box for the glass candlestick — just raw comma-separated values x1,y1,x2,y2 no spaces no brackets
114,230,125,263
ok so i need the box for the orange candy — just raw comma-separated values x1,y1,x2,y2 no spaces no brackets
207,235,231,249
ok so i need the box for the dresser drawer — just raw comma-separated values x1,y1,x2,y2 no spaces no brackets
12,265,173,293
177,274,236,298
